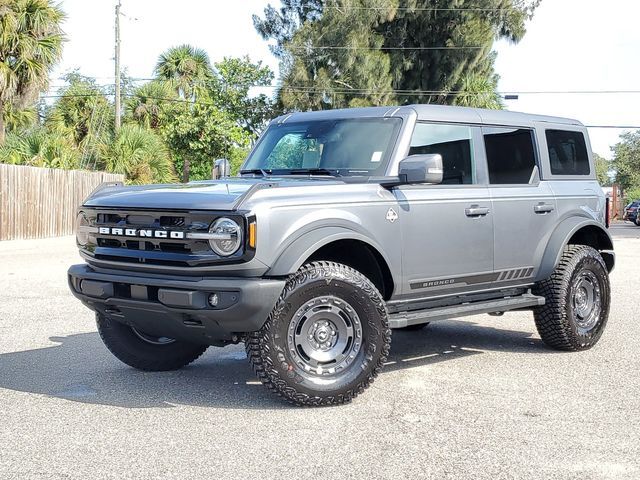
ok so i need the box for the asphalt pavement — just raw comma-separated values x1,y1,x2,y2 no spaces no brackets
0,235,638,480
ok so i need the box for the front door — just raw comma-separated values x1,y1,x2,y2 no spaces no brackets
395,122,494,298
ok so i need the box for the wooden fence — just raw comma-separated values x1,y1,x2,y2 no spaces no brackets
0,164,124,240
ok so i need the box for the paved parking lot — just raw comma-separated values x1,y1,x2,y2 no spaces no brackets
0,232,638,480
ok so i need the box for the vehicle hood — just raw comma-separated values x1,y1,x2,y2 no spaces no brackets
83,177,345,211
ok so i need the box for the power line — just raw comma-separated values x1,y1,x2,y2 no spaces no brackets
286,45,486,50
314,6,526,12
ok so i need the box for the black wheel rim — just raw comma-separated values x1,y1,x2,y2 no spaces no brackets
571,270,602,331
286,296,363,376
131,327,176,345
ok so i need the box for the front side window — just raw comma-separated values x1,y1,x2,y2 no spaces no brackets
243,118,401,176
484,128,537,184
546,130,590,175
409,123,475,184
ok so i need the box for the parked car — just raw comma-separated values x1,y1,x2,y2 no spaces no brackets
623,201,640,224
68,105,614,406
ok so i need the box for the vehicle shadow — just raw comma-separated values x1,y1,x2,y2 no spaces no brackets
0,319,548,410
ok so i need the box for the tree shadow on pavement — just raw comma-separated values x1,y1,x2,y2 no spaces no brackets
0,318,549,409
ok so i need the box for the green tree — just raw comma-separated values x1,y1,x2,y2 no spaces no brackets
45,73,113,169
158,89,251,181
154,45,215,181
154,45,213,100
100,124,177,184
0,127,80,169
0,0,64,143
593,152,611,186
254,0,540,110
612,131,640,193
453,71,504,109
125,80,177,130
213,56,275,135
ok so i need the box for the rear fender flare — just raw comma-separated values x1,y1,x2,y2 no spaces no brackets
536,217,614,282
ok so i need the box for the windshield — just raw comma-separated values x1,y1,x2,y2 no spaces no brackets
242,118,402,176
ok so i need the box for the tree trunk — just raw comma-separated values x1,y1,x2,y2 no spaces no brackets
182,157,190,183
0,101,5,145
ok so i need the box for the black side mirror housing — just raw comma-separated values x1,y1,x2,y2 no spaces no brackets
398,154,443,185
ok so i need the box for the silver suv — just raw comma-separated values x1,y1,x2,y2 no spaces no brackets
69,105,614,406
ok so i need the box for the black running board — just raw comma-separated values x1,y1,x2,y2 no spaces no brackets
389,293,545,329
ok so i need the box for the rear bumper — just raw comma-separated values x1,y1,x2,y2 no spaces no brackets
68,264,285,346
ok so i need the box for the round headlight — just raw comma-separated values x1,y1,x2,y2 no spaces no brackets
75,212,90,246
208,217,242,257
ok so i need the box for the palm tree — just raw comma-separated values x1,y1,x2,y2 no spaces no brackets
100,124,177,185
125,80,177,130
154,45,213,182
0,0,65,144
154,45,213,100
0,128,80,169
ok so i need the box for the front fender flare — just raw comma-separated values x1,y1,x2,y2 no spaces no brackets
267,226,393,278
536,217,614,282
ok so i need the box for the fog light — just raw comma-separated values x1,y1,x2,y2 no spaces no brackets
208,293,219,307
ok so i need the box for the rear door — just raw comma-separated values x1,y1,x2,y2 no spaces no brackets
484,127,558,283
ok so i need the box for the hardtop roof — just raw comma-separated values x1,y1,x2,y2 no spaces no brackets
274,104,583,128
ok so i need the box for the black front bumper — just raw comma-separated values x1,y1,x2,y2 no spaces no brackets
68,264,285,346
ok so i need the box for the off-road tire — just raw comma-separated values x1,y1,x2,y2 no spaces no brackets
532,245,610,351
97,314,208,371
246,261,391,406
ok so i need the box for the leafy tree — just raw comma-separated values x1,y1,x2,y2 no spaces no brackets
254,0,540,110
612,131,640,193
0,0,64,143
46,73,113,145
158,89,251,181
2,104,38,132
0,127,80,169
453,71,503,109
377,0,539,105
593,152,611,186
213,56,275,135
126,80,177,130
100,124,176,184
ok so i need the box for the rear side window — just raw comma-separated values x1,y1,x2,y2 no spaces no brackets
484,128,537,184
409,123,475,184
546,130,590,175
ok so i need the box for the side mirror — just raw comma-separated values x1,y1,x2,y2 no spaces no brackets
212,158,230,179
398,154,443,185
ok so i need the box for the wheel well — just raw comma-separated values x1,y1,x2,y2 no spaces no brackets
568,225,614,271
304,239,395,299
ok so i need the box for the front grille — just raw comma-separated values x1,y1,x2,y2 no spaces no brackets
80,208,248,268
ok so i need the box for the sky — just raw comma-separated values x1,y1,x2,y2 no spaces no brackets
51,0,640,159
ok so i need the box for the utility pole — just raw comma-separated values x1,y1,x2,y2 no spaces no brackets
114,0,122,131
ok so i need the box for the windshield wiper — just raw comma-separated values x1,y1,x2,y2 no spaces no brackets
287,168,341,177
240,168,272,177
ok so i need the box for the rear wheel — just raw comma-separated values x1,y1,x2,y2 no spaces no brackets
97,315,208,371
246,261,391,406
532,245,610,351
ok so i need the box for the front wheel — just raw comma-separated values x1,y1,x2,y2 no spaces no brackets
246,261,391,406
532,245,610,351
97,315,208,371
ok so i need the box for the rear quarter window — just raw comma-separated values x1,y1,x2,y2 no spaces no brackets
546,130,590,176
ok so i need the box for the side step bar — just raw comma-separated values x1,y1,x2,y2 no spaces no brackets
389,293,545,329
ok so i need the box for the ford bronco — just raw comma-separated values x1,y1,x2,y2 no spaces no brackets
68,105,614,406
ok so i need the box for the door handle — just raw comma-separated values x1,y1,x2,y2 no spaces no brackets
534,203,554,214
465,206,490,217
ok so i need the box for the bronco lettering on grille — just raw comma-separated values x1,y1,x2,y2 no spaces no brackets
98,227,185,239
